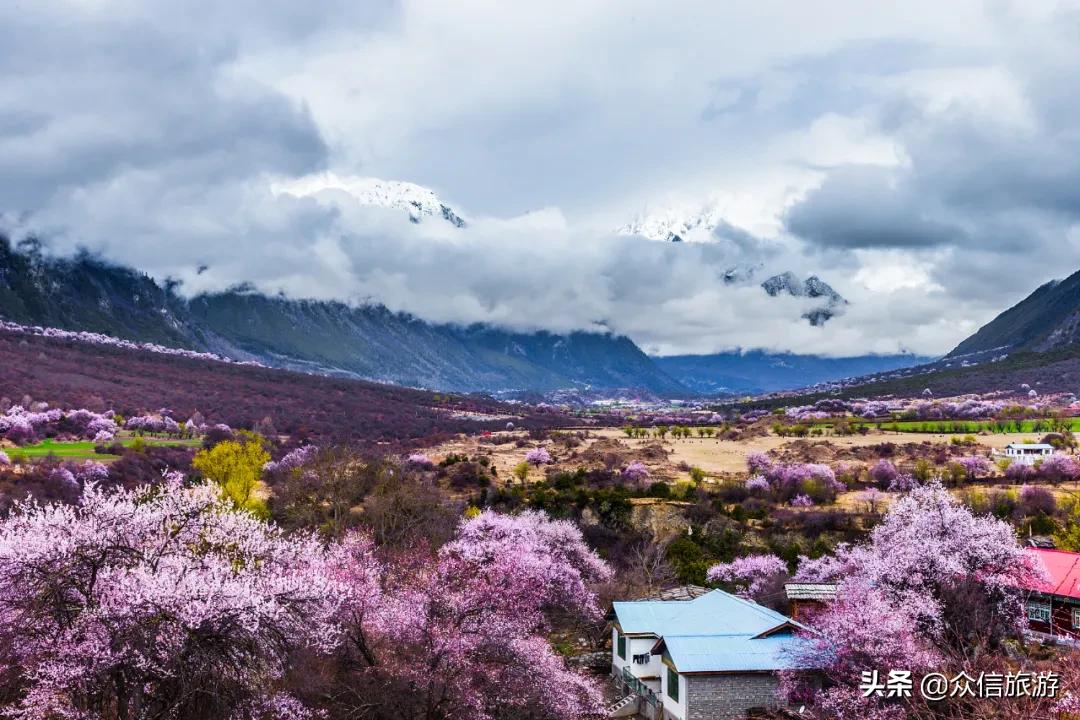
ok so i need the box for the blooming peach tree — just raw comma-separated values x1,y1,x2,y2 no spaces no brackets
706,554,787,599
337,509,612,720
786,482,1046,719
525,446,553,466
0,475,350,720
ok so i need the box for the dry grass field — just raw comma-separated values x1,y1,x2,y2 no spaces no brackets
418,425,1080,513
585,427,1059,475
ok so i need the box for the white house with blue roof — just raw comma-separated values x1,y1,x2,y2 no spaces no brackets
609,589,814,720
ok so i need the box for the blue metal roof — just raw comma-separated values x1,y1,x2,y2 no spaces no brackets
612,589,812,673
658,633,814,673
612,588,796,637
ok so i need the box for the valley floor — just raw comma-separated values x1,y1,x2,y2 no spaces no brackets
422,425,1075,481
417,425,1080,518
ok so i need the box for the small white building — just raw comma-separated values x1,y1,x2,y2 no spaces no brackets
1001,443,1055,466
609,589,813,720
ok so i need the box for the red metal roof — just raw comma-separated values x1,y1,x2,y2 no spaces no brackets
1026,548,1080,600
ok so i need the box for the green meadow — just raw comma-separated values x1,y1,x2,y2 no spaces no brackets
5,435,203,462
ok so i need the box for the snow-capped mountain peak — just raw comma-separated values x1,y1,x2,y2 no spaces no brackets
618,200,847,326
272,174,466,228
616,200,729,243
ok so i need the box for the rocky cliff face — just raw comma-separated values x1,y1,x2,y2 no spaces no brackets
760,271,847,326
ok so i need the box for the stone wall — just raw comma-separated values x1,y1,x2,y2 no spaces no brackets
684,673,779,720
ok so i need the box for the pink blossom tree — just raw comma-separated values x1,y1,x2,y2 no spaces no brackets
405,452,433,468
869,458,898,487
783,578,940,719
3,417,34,444
1005,460,1035,482
887,472,918,492
706,554,787,599
92,429,115,444
786,482,1047,718
0,477,347,720
747,451,774,475
957,455,992,480
263,444,320,475
744,474,770,493
1018,484,1057,516
0,475,615,720
1038,453,1079,482
790,493,814,507
622,460,650,484
859,487,885,513
525,446,552,466
71,460,109,483
335,509,612,720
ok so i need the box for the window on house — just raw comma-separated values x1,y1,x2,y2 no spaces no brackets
667,667,679,702
617,633,626,660
1072,608,1080,629
1028,600,1052,623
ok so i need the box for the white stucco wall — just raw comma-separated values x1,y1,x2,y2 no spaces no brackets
660,666,687,720
612,628,664,679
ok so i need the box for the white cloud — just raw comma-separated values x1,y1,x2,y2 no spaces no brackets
4,0,1080,359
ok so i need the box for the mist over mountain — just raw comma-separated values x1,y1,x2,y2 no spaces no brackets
0,236,684,395
760,271,847,326
617,203,848,326
760,267,1080,402
0,235,930,396
653,350,930,395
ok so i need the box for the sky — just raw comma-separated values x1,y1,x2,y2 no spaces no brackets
3,0,1080,357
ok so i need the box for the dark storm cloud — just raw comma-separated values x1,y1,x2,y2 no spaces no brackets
786,7,1080,258
784,166,963,249
0,2,347,210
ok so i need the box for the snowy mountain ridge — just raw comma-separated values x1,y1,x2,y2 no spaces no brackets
272,174,467,228
615,200,729,243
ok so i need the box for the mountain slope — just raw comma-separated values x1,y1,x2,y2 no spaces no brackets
0,238,191,345
0,319,555,446
948,271,1080,357
0,236,684,395
185,291,686,394
653,351,932,395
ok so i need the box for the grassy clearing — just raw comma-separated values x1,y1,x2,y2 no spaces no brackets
880,418,1080,434
6,435,203,462
7,440,113,460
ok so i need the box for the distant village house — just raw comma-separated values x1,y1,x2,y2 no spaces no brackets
609,588,814,720
1000,443,1056,466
